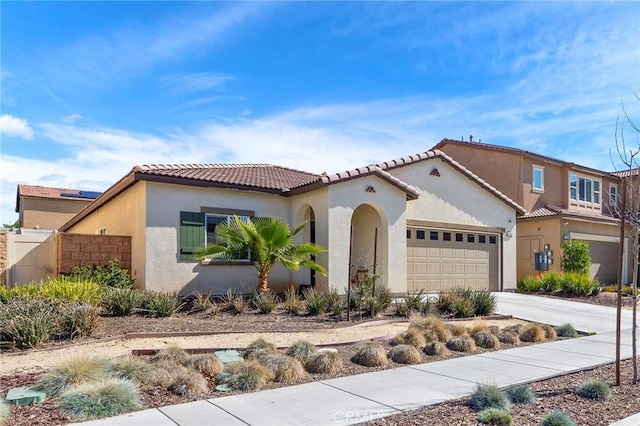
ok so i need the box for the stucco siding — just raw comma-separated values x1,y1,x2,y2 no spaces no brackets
21,198,91,230
144,182,293,294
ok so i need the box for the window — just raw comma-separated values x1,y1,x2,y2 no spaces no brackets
179,211,251,262
443,232,451,241
455,233,463,242
610,184,618,206
532,165,544,191
467,234,475,243
430,231,439,241
489,236,497,244
407,229,411,239
416,230,426,240
479,235,486,243
569,173,601,205
206,214,250,261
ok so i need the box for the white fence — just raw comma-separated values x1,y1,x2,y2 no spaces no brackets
5,229,57,286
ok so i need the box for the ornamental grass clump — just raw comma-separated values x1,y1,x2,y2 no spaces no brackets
102,287,143,317
168,369,209,398
497,331,520,345
389,344,421,364
244,337,277,361
575,379,611,400
217,360,271,391
283,286,305,315
185,354,224,376
252,291,279,314
34,356,107,397
424,341,449,356
447,323,468,336
59,302,100,339
351,343,388,367
471,291,497,316
474,332,500,349
505,384,537,404
446,335,476,353
259,354,305,383
0,296,58,348
541,410,576,426
391,327,427,348
476,408,513,426
304,288,330,315
519,324,546,343
141,291,178,317
469,384,510,411
554,323,578,338
57,378,142,421
151,346,190,365
540,324,557,340
469,320,489,337
105,356,153,383
144,363,188,388
305,350,343,374
285,340,317,363
452,297,476,318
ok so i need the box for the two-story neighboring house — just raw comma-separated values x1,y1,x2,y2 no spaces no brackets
433,138,629,284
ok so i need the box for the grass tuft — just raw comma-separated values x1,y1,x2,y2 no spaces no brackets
476,408,513,425
575,379,611,400
446,335,476,353
388,344,421,364
497,331,520,345
185,353,224,377
259,354,305,383
151,346,190,365
519,324,546,342
168,369,209,398
474,332,501,349
423,341,449,356
217,360,271,391
351,343,388,367
541,410,576,426
244,337,277,360
540,324,557,340
305,350,343,374
446,323,468,337
469,383,510,411
143,363,187,388
252,291,279,314
283,286,305,315
105,356,153,383
505,384,537,404
57,378,142,421
469,320,489,337
554,323,578,338
285,340,317,363
34,356,107,397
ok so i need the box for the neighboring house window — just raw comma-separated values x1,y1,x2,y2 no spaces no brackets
179,211,251,262
568,173,601,205
609,184,618,206
532,165,544,192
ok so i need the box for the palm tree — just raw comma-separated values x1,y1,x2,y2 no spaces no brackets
195,215,327,292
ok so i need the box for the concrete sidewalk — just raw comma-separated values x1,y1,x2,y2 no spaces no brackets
80,293,638,426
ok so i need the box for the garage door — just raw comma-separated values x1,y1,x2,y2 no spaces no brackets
407,228,499,293
589,241,619,284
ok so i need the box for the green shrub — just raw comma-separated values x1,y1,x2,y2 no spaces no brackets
452,297,476,318
559,272,598,296
185,353,224,376
561,240,591,274
541,411,576,426
517,276,542,292
328,289,347,316
57,378,141,421
251,291,278,314
575,379,611,400
351,343,388,367
141,291,178,317
469,383,510,411
554,323,578,338
472,291,497,316
169,369,209,398
505,384,537,404
304,350,343,374
151,346,190,365
539,271,562,292
105,356,153,383
389,344,421,364
446,336,476,353
362,295,384,316
286,340,317,363
601,285,633,295
259,353,305,383
477,408,513,425
283,286,305,314
102,287,143,316
0,296,58,348
34,356,107,397
60,302,100,339
244,337,277,360
403,289,425,312
304,288,330,315
70,259,135,289
435,290,458,314
217,360,271,391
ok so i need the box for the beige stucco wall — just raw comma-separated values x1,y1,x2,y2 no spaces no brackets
21,198,92,230
387,158,518,291
65,182,147,288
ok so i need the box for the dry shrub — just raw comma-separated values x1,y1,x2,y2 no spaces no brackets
498,331,520,345
351,343,388,367
145,362,189,388
520,324,546,343
305,350,343,374
541,324,557,340
474,332,501,349
185,353,224,376
469,320,489,337
217,360,272,391
389,333,406,346
504,324,524,334
244,337,277,360
151,346,189,365
260,354,305,383
424,341,449,356
389,345,421,364
488,325,502,336
394,327,427,348
446,335,476,353
286,340,317,363
426,322,453,343
447,323,468,337
409,314,443,330
169,369,209,398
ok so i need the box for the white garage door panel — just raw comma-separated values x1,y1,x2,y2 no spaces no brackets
407,228,499,293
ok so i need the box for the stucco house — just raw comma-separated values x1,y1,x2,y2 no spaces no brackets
59,150,524,295
15,185,101,230
433,138,631,284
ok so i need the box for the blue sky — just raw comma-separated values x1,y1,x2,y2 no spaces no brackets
1,1,639,225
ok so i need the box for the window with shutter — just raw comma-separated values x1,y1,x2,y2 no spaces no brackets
179,211,205,261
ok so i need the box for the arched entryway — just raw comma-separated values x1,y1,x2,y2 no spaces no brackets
350,204,387,286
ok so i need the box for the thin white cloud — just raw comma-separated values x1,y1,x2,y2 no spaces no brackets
62,113,82,124
161,72,234,94
0,114,34,139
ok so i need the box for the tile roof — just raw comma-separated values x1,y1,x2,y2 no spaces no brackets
316,165,420,199
433,138,621,178
520,205,620,224
16,184,99,212
376,150,526,214
612,168,640,178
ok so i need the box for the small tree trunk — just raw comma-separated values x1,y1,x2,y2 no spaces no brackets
257,273,269,293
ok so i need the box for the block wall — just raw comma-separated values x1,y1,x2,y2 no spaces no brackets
57,233,131,274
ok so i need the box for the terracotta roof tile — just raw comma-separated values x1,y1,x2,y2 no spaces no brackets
612,168,640,178
17,184,97,200
319,165,419,199
520,205,619,223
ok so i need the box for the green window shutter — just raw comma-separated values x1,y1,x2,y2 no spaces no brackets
180,211,205,261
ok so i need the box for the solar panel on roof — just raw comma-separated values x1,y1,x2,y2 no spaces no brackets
60,191,101,200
